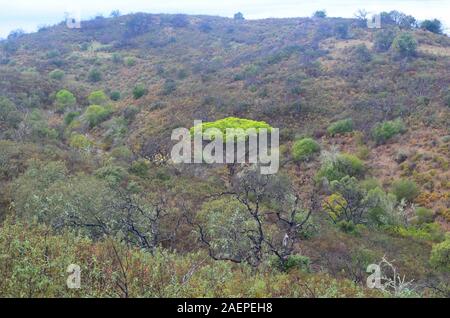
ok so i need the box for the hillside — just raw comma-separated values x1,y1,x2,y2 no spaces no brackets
0,12,449,297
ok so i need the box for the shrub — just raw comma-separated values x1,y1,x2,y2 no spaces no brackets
54,89,76,113
130,159,150,177
0,96,21,127
391,179,419,202
430,236,450,272
313,10,327,18
292,138,320,162
88,68,102,82
371,119,406,144
49,69,65,80
112,53,123,64
337,220,359,235
84,105,112,128
133,84,148,99
374,29,396,52
88,90,108,105
162,79,176,95
110,91,121,101
69,133,93,150
353,44,372,62
64,111,80,126
334,23,349,39
190,117,272,141
125,57,136,67
420,19,442,34
327,118,353,136
272,255,311,272
111,146,133,162
233,12,245,21
415,207,434,224
122,105,139,122
317,153,365,182
392,33,417,58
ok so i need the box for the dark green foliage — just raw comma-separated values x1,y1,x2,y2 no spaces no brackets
317,153,365,182
133,84,148,99
391,179,419,202
392,33,417,58
49,69,64,80
55,89,76,113
420,19,443,34
334,23,349,39
88,90,108,105
415,207,434,224
374,29,396,52
272,254,311,272
234,12,245,21
353,44,372,62
64,111,80,126
162,79,176,95
371,119,406,144
327,118,353,136
110,91,121,101
292,138,320,162
88,68,102,82
313,10,327,18
84,105,113,128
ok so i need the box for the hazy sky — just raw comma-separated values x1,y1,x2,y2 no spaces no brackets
0,0,449,38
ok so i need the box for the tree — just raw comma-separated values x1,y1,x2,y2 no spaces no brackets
54,89,76,113
374,29,396,52
292,138,320,162
133,84,148,99
392,33,417,58
234,12,245,21
313,10,327,18
189,166,315,268
88,90,108,105
110,10,121,18
420,19,443,34
88,68,102,82
84,105,112,128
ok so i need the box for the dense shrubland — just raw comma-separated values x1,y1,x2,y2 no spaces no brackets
0,11,449,297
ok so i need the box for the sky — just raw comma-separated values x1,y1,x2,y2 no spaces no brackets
0,0,449,38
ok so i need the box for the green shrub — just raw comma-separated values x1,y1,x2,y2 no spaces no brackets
69,133,93,150
420,19,443,34
133,84,148,99
272,255,311,272
123,105,139,121
292,138,320,162
337,220,360,235
84,105,112,128
55,89,76,113
94,165,128,184
0,96,21,127
64,111,80,126
110,91,121,101
430,236,450,272
190,117,272,141
130,159,150,177
88,68,102,82
317,153,365,182
112,53,123,64
392,223,444,242
125,57,136,67
327,118,354,136
374,29,395,52
391,179,419,202
88,90,108,105
392,33,417,58
415,207,434,224
49,69,65,80
110,146,133,162
371,119,406,144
